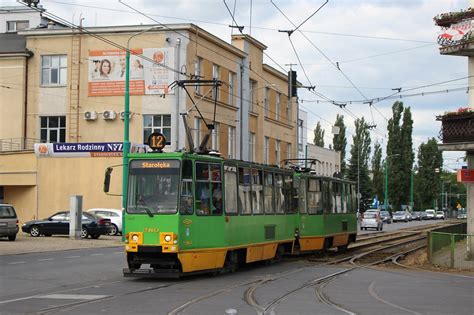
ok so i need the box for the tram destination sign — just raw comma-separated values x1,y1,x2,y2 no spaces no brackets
34,142,147,158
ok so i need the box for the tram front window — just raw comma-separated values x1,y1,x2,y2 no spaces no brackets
127,160,180,214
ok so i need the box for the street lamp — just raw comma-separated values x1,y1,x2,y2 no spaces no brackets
384,154,400,212
122,26,160,235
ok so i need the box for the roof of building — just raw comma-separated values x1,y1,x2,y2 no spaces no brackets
0,33,27,54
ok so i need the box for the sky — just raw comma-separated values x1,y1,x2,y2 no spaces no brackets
2,0,469,170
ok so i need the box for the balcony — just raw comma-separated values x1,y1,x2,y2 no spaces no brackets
437,109,474,151
0,138,39,152
434,8,474,56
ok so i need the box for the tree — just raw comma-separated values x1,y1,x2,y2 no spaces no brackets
371,141,383,204
313,121,325,147
386,101,414,211
347,117,372,211
414,138,443,210
333,114,347,176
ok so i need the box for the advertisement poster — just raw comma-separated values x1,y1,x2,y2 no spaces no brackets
88,48,174,96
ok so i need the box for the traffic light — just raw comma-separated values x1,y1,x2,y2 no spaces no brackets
288,70,297,97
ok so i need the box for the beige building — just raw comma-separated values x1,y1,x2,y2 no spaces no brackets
305,144,341,177
0,8,299,222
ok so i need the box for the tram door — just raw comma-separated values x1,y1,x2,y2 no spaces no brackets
223,164,239,245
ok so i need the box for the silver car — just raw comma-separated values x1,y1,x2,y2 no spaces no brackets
360,211,383,231
0,204,19,241
86,208,122,235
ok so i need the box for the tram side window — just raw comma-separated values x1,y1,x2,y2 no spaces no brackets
322,180,333,214
284,175,296,213
224,165,238,214
342,184,349,213
195,162,222,215
179,159,193,215
251,168,264,214
352,185,357,213
333,182,342,214
298,178,307,214
264,171,275,214
307,179,322,214
238,167,252,215
274,173,285,214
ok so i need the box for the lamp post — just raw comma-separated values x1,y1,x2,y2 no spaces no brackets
384,154,400,212
122,26,160,233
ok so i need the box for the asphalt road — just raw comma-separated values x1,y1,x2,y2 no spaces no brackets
0,220,472,315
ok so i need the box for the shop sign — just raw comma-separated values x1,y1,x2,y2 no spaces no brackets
34,142,147,158
438,19,473,47
457,169,474,183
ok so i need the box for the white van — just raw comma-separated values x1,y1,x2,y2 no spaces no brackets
425,209,436,220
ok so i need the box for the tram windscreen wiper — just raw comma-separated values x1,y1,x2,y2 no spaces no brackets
143,206,154,218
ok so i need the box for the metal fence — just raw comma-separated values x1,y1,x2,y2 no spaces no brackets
428,223,474,269
0,138,39,152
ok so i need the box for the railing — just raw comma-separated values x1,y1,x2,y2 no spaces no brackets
0,138,40,152
428,223,474,269
437,112,474,143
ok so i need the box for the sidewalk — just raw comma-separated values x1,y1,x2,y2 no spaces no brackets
0,232,122,255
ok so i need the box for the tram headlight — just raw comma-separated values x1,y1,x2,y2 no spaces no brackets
164,234,172,242
160,232,177,245
132,234,139,242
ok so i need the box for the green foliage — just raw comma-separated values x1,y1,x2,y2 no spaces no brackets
313,121,325,147
333,114,347,175
347,117,372,211
414,138,443,210
386,102,414,211
371,141,383,202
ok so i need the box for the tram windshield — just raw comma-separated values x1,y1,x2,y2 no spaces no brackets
127,159,180,215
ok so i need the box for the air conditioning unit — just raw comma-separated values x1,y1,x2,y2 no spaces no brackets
84,111,98,121
102,110,117,120
120,111,132,120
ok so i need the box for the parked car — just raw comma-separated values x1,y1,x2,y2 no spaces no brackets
457,210,467,220
435,211,446,220
419,211,428,220
0,204,19,241
393,211,410,222
86,208,122,235
360,211,383,231
425,209,436,220
380,211,392,224
21,211,111,239
411,211,423,221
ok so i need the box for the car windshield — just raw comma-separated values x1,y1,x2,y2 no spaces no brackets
426,210,435,213
436,211,444,214
394,211,404,215
127,159,180,215
364,213,377,218
381,211,389,216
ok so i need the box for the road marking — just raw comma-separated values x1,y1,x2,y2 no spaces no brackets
113,251,123,254
8,261,25,265
368,281,421,315
65,256,81,259
37,258,54,262
34,294,109,300
90,253,104,256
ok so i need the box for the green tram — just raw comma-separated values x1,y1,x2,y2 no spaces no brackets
115,147,357,277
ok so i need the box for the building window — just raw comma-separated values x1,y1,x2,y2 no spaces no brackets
264,136,269,164
264,87,269,117
287,143,292,160
194,57,202,93
212,64,220,100
228,72,235,106
143,114,171,145
276,93,281,120
41,55,67,86
298,119,303,151
249,132,256,162
275,140,281,166
211,122,220,151
249,80,257,112
7,20,29,32
228,126,236,159
40,116,66,143
286,100,291,123
193,117,201,148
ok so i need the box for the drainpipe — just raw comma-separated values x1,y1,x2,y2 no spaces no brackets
240,62,244,159
175,38,181,150
23,50,33,148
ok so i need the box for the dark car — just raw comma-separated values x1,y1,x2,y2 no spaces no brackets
21,211,111,239
411,211,423,221
0,204,19,241
380,210,392,224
